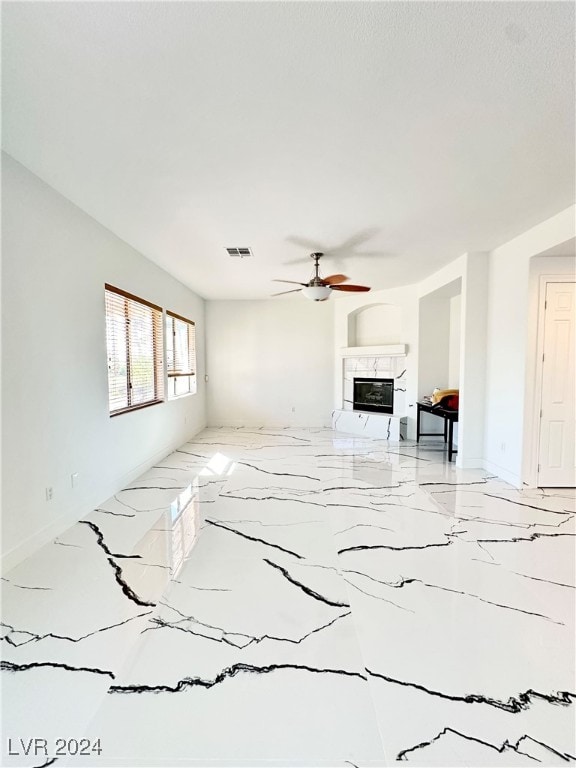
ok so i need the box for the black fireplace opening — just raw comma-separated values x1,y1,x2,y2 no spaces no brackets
353,377,394,414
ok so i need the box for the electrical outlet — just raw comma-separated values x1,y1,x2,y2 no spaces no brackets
500,442,506,452
45,487,53,501
71,473,79,488
291,406,296,413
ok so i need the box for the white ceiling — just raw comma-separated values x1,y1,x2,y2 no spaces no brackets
2,2,574,299
537,237,576,258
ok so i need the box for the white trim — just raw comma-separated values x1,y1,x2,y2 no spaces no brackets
457,456,485,470
340,344,407,357
483,459,522,489
1,508,83,576
207,420,331,428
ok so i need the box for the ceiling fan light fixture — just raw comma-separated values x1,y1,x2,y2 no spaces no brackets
302,285,332,301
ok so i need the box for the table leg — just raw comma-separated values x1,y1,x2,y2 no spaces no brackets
416,407,421,443
444,418,448,443
448,419,454,461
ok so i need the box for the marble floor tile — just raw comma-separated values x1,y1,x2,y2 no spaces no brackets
2,429,574,767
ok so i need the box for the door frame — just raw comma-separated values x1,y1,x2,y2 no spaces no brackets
524,274,575,487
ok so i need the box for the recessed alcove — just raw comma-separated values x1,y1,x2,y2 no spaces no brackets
418,279,462,398
417,278,462,438
347,302,403,347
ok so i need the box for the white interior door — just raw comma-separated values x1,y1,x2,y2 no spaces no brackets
538,281,576,487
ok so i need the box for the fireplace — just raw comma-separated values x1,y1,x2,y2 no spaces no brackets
353,377,394,414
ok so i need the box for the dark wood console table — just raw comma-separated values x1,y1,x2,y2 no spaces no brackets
416,401,459,462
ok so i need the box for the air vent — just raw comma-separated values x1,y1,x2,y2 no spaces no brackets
226,247,253,258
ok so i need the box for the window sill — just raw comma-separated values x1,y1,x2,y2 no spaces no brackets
110,399,164,417
168,391,197,402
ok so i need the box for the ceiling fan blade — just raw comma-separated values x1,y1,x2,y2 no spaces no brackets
334,228,380,251
272,279,307,286
286,235,324,251
330,284,371,292
271,288,303,296
322,274,349,285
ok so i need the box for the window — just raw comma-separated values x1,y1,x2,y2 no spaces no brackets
166,311,196,399
105,285,164,415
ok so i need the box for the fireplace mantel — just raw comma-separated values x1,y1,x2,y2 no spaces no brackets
340,344,407,357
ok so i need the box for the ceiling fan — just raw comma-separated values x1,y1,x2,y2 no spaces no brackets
272,252,371,301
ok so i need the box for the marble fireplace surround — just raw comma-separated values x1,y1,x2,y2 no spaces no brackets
333,344,408,440
342,345,408,415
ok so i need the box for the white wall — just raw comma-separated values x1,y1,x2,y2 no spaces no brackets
1,154,206,570
418,293,451,399
457,253,488,467
352,304,403,346
205,299,333,428
448,295,461,388
484,206,575,486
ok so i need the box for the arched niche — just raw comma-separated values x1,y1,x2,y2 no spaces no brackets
347,302,403,346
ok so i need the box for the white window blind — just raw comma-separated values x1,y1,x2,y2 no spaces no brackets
105,285,164,415
166,311,196,399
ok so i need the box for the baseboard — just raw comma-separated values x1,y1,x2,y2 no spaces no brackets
456,456,483,470
1,423,206,575
1,508,83,575
482,459,522,489
206,423,333,428
114,432,196,489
